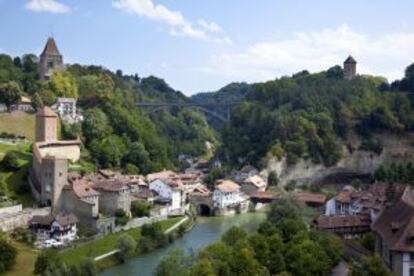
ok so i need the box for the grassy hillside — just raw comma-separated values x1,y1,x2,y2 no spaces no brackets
0,111,35,140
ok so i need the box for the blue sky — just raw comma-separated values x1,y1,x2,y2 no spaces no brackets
1,0,414,95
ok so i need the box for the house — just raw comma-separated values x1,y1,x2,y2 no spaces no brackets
241,175,267,193
296,192,327,208
213,180,246,209
91,179,131,216
232,165,259,182
146,170,177,183
149,178,185,213
29,213,78,242
325,183,388,222
372,186,414,276
315,214,371,239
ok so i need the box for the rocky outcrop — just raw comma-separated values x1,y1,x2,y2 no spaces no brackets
263,133,414,186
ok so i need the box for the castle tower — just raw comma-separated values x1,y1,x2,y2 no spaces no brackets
36,106,58,142
41,155,68,210
343,56,357,80
38,37,64,80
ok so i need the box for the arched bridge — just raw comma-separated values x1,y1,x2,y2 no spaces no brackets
136,102,239,123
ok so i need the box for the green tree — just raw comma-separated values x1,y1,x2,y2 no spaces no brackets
1,151,20,171
50,71,78,99
221,226,248,247
31,92,44,111
155,249,190,276
39,89,57,106
116,234,137,263
189,258,215,276
268,171,279,186
82,108,113,144
0,82,22,112
0,237,17,274
130,201,150,218
351,254,391,276
34,249,63,275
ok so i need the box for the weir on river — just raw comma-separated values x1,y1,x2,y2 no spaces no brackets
100,212,266,276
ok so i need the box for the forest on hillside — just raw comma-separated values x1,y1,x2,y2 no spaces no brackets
2,52,414,173
218,64,414,168
0,53,217,174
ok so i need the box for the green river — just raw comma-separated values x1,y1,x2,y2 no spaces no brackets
101,212,266,276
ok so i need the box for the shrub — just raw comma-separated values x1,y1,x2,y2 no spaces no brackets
130,201,150,218
116,234,137,262
1,152,20,171
114,209,129,226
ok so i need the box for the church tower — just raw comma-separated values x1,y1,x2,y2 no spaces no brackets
343,56,357,80
38,37,64,80
36,106,58,142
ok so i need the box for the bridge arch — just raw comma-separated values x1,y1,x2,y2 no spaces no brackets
197,204,213,216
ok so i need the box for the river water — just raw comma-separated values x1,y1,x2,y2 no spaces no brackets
101,212,267,276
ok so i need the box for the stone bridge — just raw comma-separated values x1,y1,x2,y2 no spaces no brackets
189,195,215,216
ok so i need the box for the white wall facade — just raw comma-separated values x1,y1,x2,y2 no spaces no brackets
149,179,182,210
213,190,243,208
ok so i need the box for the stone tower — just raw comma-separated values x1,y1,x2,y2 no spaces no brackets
36,106,58,142
41,155,68,210
343,56,357,80
38,37,64,80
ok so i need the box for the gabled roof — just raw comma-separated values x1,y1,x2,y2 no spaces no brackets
244,175,267,188
316,215,370,229
55,213,78,226
296,192,326,204
372,186,414,252
41,37,61,56
29,214,54,225
216,180,240,193
344,55,357,64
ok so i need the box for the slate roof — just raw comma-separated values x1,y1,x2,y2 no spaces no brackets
344,55,357,64
41,37,61,56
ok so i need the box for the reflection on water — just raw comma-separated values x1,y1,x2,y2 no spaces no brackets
101,212,266,276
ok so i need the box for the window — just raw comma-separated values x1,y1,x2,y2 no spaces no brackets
47,61,54,69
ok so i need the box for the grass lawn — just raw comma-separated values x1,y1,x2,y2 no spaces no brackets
6,242,39,276
0,169,34,207
0,111,35,141
60,217,182,266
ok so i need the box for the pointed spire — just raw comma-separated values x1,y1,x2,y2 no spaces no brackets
41,37,61,56
344,55,357,64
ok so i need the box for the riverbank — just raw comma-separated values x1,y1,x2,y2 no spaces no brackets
101,212,267,276
60,216,183,268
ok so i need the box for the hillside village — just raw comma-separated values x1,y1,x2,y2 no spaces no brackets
1,36,414,275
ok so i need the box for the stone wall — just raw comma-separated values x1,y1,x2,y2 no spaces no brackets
0,207,50,232
0,204,22,216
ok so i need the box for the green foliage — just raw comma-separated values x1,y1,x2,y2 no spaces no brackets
31,92,44,111
39,89,57,106
222,68,414,168
116,234,137,262
0,236,17,274
155,249,191,276
50,71,79,99
360,232,376,252
374,162,414,184
114,209,129,226
34,249,63,275
0,81,22,111
351,254,391,276
268,171,279,186
221,226,248,247
130,201,150,218
1,151,21,171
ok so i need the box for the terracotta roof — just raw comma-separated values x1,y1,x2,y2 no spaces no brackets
244,175,267,188
216,180,240,193
41,37,61,56
37,106,57,117
316,215,371,229
92,179,128,192
344,55,357,64
296,192,327,204
372,186,414,252
146,170,177,182
69,177,99,198
55,213,78,226
335,191,352,204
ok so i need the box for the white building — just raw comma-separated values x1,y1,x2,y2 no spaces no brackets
149,179,184,211
51,97,83,123
29,213,78,242
213,180,245,208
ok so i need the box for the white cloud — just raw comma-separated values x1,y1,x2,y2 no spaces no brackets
25,0,70,13
112,0,231,44
198,19,223,33
204,25,414,83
